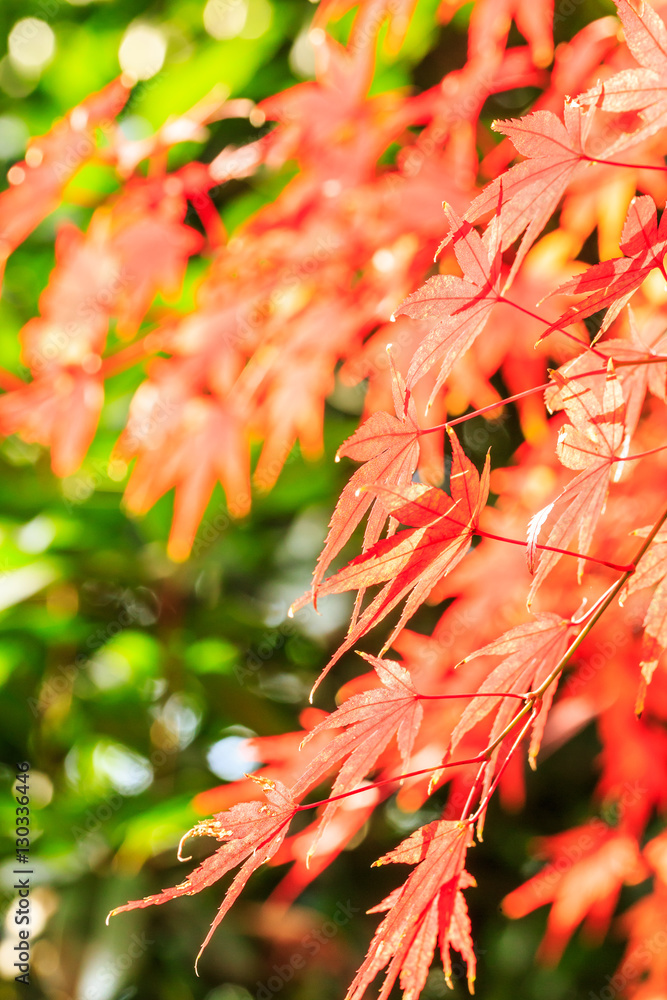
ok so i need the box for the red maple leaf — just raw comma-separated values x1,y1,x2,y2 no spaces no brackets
439,0,554,68
17,172,205,374
258,27,405,186
618,882,667,996
107,175,206,337
543,196,667,340
294,429,490,688
309,361,420,610
502,822,647,962
395,204,502,402
461,99,598,280
617,831,667,994
545,315,667,448
19,220,119,374
0,371,103,477
449,614,575,781
314,0,418,54
13,2,667,993
480,17,619,178
115,370,251,561
581,0,667,152
294,653,423,852
0,78,131,283
621,525,667,711
108,777,297,970
527,361,627,604
270,787,382,906
347,820,476,999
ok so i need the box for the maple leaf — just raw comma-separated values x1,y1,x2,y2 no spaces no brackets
19,220,119,374
480,17,619,179
108,777,297,970
502,822,647,962
0,78,131,283
527,361,627,604
543,196,667,340
17,171,205,379
115,372,250,561
439,0,554,68
293,653,423,853
309,361,420,610
270,784,381,906
594,672,667,837
190,708,335,815
545,315,667,448
396,49,544,195
15,4,667,993
451,614,574,763
314,0,418,54
616,832,667,994
240,299,358,489
293,429,490,689
580,0,667,153
461,99,597,280
108,177,206,337
394,205,503,402
347,821,476,999
0,371,103,477
341,318,449,485
258,28,405,186
617,883,667,996
621,525,667,712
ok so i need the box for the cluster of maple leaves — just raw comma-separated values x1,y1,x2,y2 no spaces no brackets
6,0,667,995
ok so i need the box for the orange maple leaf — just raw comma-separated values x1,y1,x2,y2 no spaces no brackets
348,820,476,999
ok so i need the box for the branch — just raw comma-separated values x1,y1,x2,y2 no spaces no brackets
466,499,667,761
418,355,667,437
